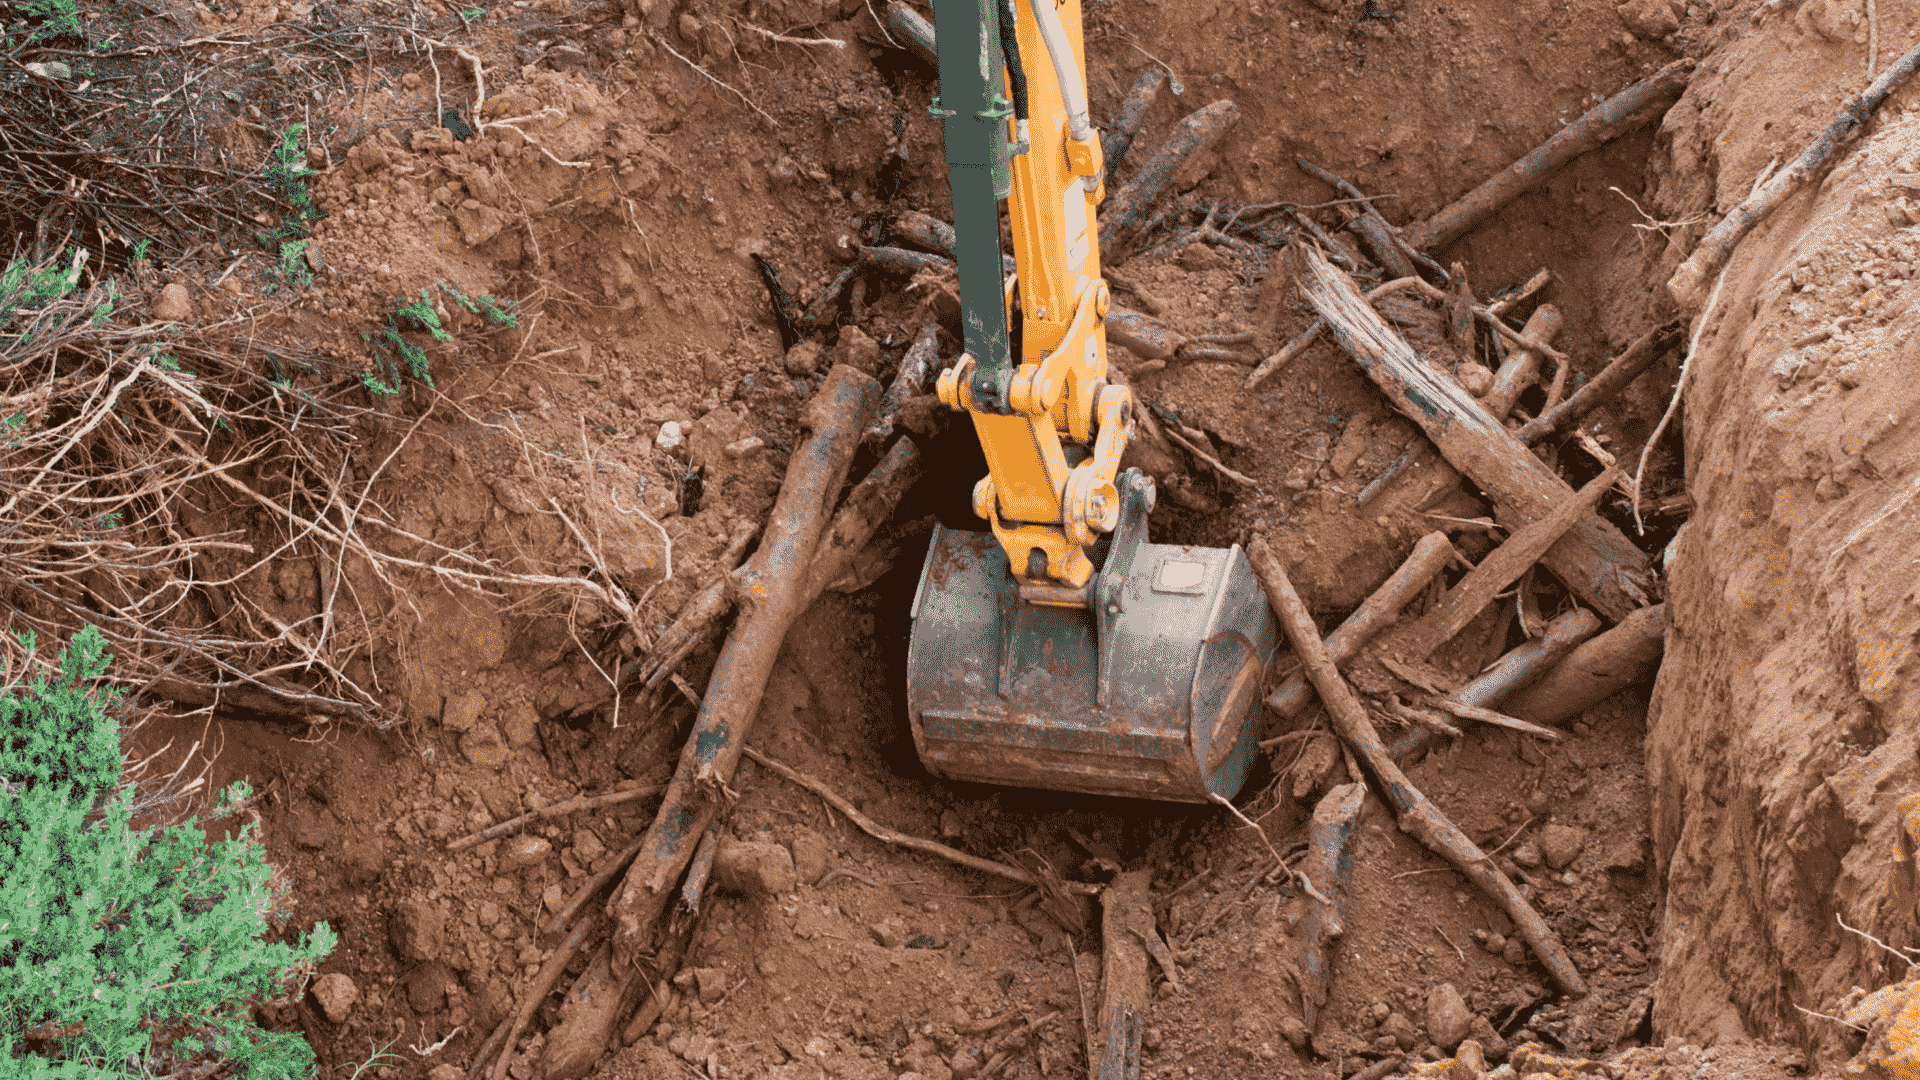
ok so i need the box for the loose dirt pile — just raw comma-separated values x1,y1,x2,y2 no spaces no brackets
82,0,1920,1079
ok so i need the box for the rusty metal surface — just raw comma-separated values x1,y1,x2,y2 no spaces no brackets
906,469,1278,802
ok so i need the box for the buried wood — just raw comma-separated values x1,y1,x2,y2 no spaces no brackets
1669,40,1920,308
879,0,938,65
1482,304,1563,420
1260,531,1458,730
1099,99,1241,256
1385,466,1621,661
1093,870,1154,1079
744,745,1098,894
802,436,927,596
1295,157,1418,281
1503,601,1668,724
1298,782,1366,1037
1298,246,1652,622
1103,67,1169,174
606,365,883,976
867,322,940,442
1246,536,1588,998
1405,58,1694,253
1516,320,1683,447
470,911,600,1080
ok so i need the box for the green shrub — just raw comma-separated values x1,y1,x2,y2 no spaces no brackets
0,626,334,1078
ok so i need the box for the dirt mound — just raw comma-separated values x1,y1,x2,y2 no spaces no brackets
1640,0,1920,1059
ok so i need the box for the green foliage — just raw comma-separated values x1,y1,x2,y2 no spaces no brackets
13,0,82,42
0,250,84,327
455,6,485,24
360,283,516,394
263,241,314,293
0,626,334,1078
257,126,321,247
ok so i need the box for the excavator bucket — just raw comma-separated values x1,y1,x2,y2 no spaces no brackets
906,470,1280,803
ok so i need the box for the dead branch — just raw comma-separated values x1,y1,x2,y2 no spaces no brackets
1093,871,1153,1080
470,912,600,1080
867,323,941,442
1298,247,1651,621
1247,535,1588,998
1407,59,1694,253
1483,304,1564,419
447,784,665,852
1503,602,1668,724
1297,783,1366,1036
1294,157,1418,281
1262,531,1458,727
1670,41,1920,307
1099,100,1240,257
1103,67,1169,175
1516,320,1683,446
607,367,883,974
1451,606,1601,714
744,745,1096,895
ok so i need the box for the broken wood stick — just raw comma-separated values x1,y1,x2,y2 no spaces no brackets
1103,67,1168,175
743,745,1097,894
607,365,882,975
448,783,665,852
868,323,940,442
1246,536,1588,998
1487,268,1553,318
891,209,958,257
1298,246,1652,622
473,912,600,1080
1386,467,1620,661
1262,531,1458,727
1094,870,1153,1079
802,435,926,596
1298,782,1366,1036
1453,606,1600,712
1504,601,1667,724
979,1012,1063,1079
1295,157,1417,281
1516,320,1683,446
549,835,647,934
1406,59,1694,253
862,244,954,277
1245,275,1427,390
1105,304,1183,362
1348,1056,1406,1080
1099,99,1240,256
1427,698,1564,741
1483,304,1563,419
1670,41,1920,308
752,254,805,351
618,909,700,1046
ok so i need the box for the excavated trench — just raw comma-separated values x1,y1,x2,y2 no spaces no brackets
100,1,1920,1078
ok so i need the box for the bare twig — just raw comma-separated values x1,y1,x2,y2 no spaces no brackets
447,784,664,852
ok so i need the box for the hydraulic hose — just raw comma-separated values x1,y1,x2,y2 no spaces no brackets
996,0,1030,148
1026,0,1092,144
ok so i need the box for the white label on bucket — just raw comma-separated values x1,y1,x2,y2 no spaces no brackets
1155,559,1207,594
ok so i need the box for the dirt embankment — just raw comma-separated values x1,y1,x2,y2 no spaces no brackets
1642,0,1920,1063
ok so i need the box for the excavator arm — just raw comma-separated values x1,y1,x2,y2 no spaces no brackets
928,0,1132,591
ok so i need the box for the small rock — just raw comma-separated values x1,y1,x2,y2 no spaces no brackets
712,838,798,896
1537,823,1588,870
310,972,359,1023
441,689,485,732
152,283,192,322
460,722,510,769
405,960,456,1013
870,917,910,948
476,901,501,927
655,421,684,451
789,830,830,884
1502,938,1529,965
695,967,729,1004
949,1048,983,1079
1176,242,1225,272
1382,1011,1419,1051
573,827,606,866
1426,983,1472,1050
1371,1035,1402,1055
1614,0,1679,39
429,1066,465,1080
1458,362,1494,396
1510,841,1543,868
390,898,446,962
1468,1015,1507,1060
939,810,964,838
834,325,882,376
724,435,765,458
784,341,823,375
412,126,456,154
502,834,552,872
499,701,538,748
1277,1012,1310,1050
1370,1002,1391,1024
402,71,422,90
1482,932,1507,955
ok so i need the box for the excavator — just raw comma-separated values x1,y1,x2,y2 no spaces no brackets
904,0,1280,802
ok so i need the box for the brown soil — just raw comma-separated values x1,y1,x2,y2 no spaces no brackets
107,0,1920,1077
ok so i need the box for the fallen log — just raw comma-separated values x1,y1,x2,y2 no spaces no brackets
1298,247,1651,622
1669,41,1920,308
1102,68,1168,175
1405,59,1694,253
1098,100,1240,256
1093,870,1153,1079
1261,532,1458,728
1503,601,1667,724
1516,320,1682,446
1298,782,1366,1036
1247,536,1588,998
1453,606,1600,712
607,365,883,975
1385,467,1621,661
